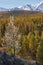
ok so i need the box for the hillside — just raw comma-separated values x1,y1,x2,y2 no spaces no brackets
0,10,43,18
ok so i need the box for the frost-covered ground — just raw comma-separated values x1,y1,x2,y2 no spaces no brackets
0,52,40,65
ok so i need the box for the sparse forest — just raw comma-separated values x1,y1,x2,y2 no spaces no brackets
0,12,43,65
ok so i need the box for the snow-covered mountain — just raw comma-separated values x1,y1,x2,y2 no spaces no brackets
36,1,43,12
0,1,43,12
0,7,8,11
11,7,19,11
13,1,43,12
18,4,33,10
11,4,33,11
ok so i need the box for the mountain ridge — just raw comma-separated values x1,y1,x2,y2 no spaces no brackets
13,1,43,12
0,1,43,12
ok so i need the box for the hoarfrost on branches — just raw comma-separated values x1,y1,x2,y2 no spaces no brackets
3,16,21,51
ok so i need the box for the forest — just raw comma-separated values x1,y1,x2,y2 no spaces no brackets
0,12,43,65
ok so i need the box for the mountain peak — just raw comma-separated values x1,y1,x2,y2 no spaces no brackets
36,1,43,8
36,1,43,12
18,4,33,10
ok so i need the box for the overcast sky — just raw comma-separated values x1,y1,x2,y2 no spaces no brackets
0,0,43,9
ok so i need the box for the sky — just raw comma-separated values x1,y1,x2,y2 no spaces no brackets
0,0,43,9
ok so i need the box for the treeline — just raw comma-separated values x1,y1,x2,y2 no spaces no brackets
0,14,43,64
